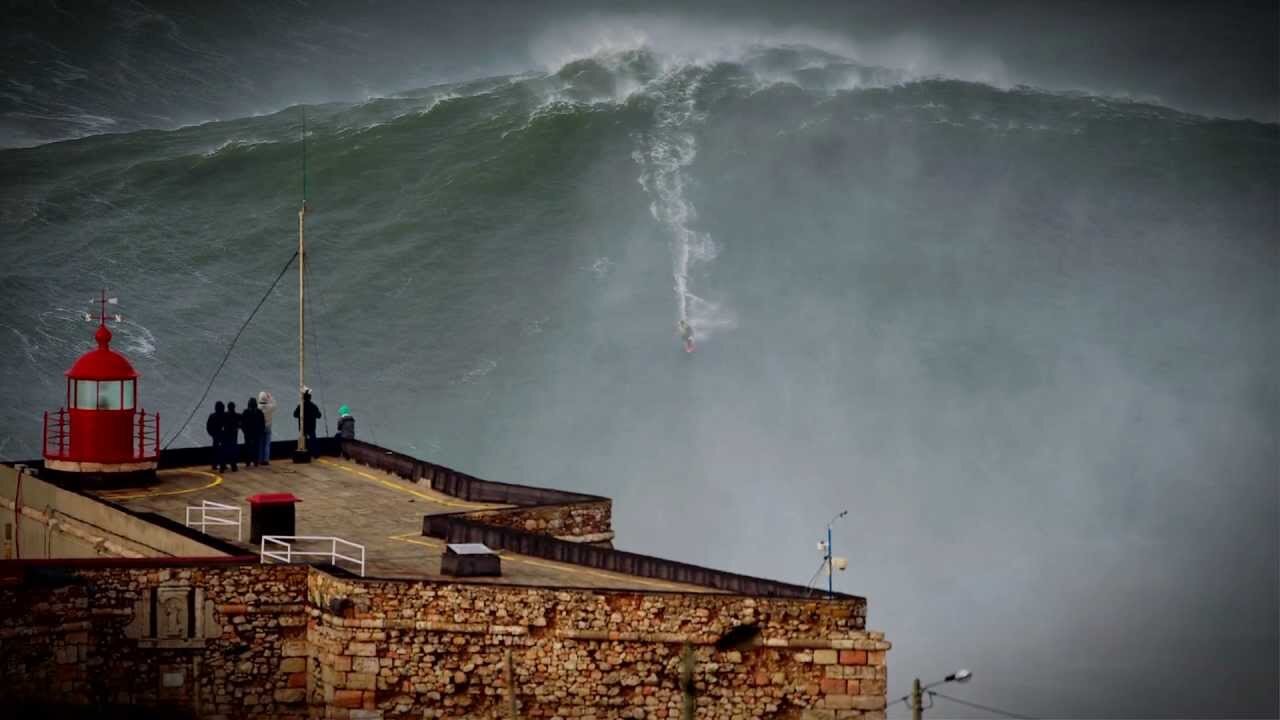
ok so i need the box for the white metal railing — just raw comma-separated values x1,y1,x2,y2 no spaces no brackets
185,500,243,541
260,535,366,577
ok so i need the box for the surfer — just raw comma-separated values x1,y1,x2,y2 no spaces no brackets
678,319,695,353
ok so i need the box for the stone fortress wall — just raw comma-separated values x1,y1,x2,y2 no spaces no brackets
0,561,888,719
1,440,888,718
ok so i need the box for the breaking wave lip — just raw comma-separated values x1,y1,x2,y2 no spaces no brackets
201,137,279,157
335,93,463,136
0,42,1165,153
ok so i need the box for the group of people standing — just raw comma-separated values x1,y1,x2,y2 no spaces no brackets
206,388,355,473
206,391,277,473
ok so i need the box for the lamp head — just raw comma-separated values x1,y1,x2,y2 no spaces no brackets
947,669,972,683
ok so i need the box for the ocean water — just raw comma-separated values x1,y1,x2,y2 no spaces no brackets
2,43,1277,715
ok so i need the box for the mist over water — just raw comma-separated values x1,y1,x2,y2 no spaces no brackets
2,21,1277,720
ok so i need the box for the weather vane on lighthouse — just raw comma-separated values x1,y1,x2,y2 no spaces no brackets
83,289,122,326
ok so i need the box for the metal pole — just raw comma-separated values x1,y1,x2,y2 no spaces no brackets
911,677,923,720
294,108,310,464
296,200,307,459
827,524,834,599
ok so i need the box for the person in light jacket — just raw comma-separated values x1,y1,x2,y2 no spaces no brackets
257,390,276,465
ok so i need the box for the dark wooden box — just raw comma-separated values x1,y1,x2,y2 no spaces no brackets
440,543,501,577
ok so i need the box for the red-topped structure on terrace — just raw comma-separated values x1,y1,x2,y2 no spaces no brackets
43,292,158,477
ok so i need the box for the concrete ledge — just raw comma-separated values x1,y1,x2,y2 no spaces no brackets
45,459,157,473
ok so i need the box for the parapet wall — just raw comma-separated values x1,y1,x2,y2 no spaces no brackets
459,500,614,543
0,463,232,560
0,561,888,719
340,439,614,543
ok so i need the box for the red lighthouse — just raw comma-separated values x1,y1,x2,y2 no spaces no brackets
43,293,159,478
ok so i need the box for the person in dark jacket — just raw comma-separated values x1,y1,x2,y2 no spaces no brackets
221,401,241,472
206,401,225,471
334,405,355,440
241,397,265,467
293,388,321,453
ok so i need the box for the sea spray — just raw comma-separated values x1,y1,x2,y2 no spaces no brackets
633,66,735,343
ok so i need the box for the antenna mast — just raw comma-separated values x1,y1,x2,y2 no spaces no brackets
294,108,310,463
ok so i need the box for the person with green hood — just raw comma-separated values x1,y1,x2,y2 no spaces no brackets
335,404,356,440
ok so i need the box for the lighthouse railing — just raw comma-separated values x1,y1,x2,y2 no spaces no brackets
42,409,69,460
135,409,160,461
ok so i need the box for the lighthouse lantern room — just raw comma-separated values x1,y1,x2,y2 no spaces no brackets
43,292,159,477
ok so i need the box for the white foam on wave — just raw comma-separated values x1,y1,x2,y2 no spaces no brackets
345,92,464,135
531,15,1015,92
631,67,735,342
454,358,497,385
585,256,615,280
201,137,278,157
116,319,157,359
4,324,39,371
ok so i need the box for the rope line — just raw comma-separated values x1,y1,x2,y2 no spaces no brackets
162,251,299,449
931,691,1035,719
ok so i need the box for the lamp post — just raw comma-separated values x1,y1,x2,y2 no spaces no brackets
909,669,972,720
823,510,848,599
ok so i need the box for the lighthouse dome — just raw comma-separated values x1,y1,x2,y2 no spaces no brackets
66,324,139,380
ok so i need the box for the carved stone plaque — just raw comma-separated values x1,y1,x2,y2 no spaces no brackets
127,584,218,648
157,587,191,639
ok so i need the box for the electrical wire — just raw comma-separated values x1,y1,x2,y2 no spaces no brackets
163,251,298,449
930,691,1034,719
887,693,931,713
803,558,830,597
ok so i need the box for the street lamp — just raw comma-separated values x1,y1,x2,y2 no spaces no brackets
818,510,848,599
900,669,973,720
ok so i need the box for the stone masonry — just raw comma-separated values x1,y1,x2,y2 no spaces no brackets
0,562,888,719
458,501,614,544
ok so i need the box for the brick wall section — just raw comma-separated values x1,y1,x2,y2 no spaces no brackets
460,500,613,542
0,564,888,719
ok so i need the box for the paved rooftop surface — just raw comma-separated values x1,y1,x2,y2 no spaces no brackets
88,457,716,593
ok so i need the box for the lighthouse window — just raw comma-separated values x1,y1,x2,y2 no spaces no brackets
96,381,122,410
122,379,135,410
74,380,96,409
